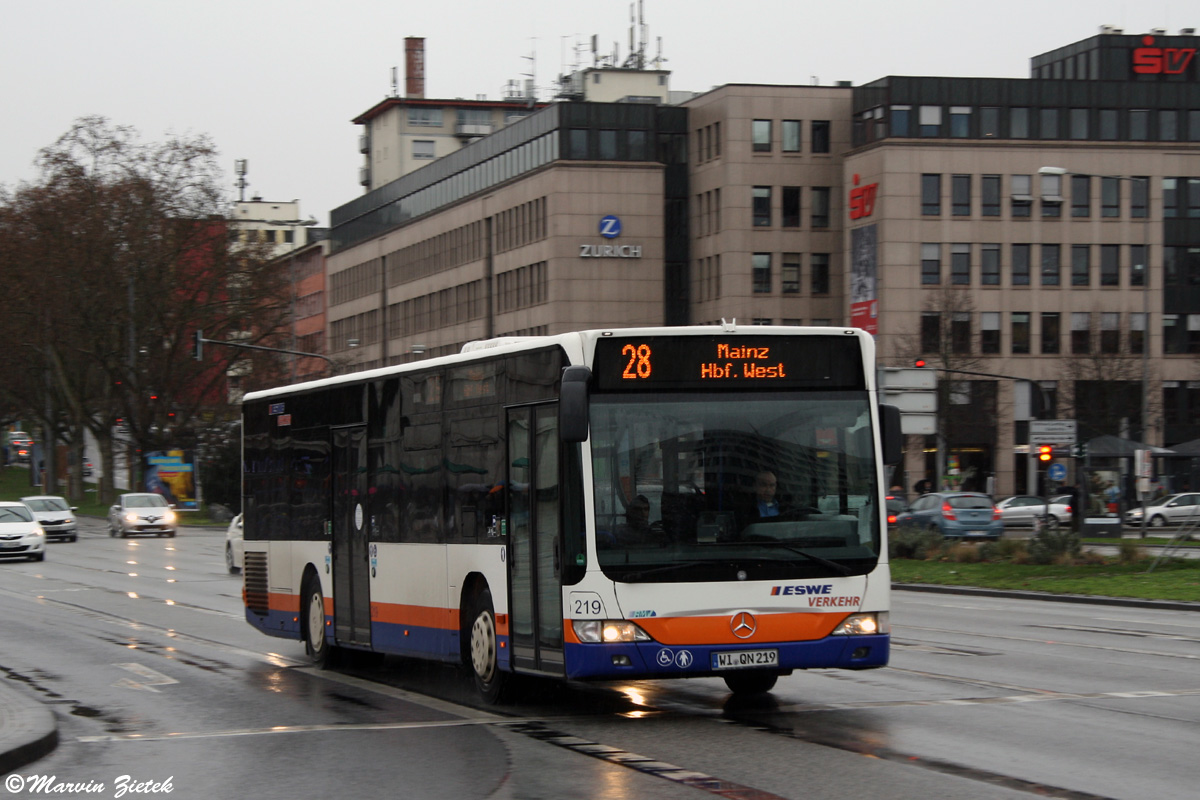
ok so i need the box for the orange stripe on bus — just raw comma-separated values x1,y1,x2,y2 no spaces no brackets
633,612,845,645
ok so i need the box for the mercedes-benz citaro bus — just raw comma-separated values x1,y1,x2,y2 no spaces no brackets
240,325,902,701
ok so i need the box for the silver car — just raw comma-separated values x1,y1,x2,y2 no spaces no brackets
1124,493,1200,528
108,493,177,538
0,501,45,561
995,495,1074,527
20,495,79,542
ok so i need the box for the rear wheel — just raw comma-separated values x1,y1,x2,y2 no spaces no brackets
226,544,240,574
468,588,506,703
1149,515,1167,528
302,574,333,668
723,671,778,695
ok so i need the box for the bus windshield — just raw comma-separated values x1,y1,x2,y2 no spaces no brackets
590,391,881,583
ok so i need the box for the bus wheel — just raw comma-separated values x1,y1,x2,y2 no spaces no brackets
468,588,506,703
723,671,778,695
302,575,333,668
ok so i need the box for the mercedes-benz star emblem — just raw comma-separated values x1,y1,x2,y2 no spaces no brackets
730,611,757,639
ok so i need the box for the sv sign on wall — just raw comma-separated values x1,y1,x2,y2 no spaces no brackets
848,175,878,220
1132,36,1196,75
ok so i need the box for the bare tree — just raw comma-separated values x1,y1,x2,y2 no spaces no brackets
1060,344,1155,442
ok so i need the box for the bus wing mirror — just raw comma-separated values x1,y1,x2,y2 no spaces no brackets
880,403,903,466
560,366,591,443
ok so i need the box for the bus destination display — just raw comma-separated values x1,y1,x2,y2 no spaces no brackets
592,335,865,391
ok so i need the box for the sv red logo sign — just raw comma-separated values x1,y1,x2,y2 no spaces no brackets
1132,36,1196,74
849,174,878,220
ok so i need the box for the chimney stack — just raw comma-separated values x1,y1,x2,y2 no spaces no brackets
405,37,425,98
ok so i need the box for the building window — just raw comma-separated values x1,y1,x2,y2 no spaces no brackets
1012,312,1031,354
1131,244,1148,287
811,120,830,153
980,107,1000,138
782,253,800,293
1041,172,1062,217
1011,107,1030,139
1163,314,1183,354
921,243,941,285
921,174,941,215
1041,312,1061,354
1041,244,1061,286
408,108,443,126
1160,110,1178,141
1071,245,1090,286
1071,312,1091,354
952,174,971,215
919,106,941,137
569,129,589,158
981,312,1000,353
949,106,971,138
1101,312,1120,353
1099,109,1119,140
752,119,772,152
782,120,801,152
1131,312,1146,354
752,253,771,293
1164,177,1178,218
1012,174,1032,217
1101,177,1120,217
598,129,618,159
1039,108,1059,139
891,105,911,136
921,312,940,352
714,122,721,156
1069,108,1088,139
811,187,830,228
752,186,771,227
982,175,1001,216
811,254,830,295
1130,109,1149,141
1131,177,1148,218
781,186,801,227
981,243,1000,285
951,312,971,352
413,139,436,160
951,243,970,285
1100,245,1119,287
1071,175,1090,217
752,318,773,326
1012,243,1031,285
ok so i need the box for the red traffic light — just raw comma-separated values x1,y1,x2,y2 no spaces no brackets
1038,445,1053,462
913,359,927,367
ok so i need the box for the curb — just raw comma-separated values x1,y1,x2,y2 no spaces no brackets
894,582,1200,612
0,681,58,775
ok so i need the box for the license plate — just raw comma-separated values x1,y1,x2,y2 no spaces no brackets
0,542,21,549
712,649,779,670
967,530,987,536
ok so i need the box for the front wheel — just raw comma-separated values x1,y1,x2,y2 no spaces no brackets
302,574,333,668
468,588,507,703
723,672,778,695
1149,515,1167,528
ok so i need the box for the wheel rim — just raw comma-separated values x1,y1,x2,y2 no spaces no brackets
307,590,326,654
1151,516,1165,527
471,609,497,682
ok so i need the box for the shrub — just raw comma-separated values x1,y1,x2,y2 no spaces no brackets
1117,539,1145,564
1027,525,1082,565
947,543,982,563
979,538,1028,562
890,527,945,560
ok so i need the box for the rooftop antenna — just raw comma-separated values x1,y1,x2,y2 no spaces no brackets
234,159,248,202
390,66,399,98
521,39,537,106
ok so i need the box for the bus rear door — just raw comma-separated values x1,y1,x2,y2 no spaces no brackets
332,425,372,648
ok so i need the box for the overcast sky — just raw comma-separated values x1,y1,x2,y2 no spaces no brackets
2,0,1190,226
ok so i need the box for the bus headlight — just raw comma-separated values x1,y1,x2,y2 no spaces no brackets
832,612,889,636
573,620,653,643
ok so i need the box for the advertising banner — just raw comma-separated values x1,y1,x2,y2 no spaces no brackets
850,224,878,335
143,450,198,510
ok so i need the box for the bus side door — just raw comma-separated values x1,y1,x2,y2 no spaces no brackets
506,404,565,675
332,425,372,647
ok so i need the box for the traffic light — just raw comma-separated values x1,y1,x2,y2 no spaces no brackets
1038,444,1053,462
192,330,203,361
914,358,927,368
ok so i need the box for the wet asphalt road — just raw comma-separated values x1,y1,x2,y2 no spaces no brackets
1,518,1197,800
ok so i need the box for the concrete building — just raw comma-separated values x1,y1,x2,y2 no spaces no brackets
323,25,1200,498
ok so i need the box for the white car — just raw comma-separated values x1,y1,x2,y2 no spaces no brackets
20,495,78,542
0,501,46,561
225,513,243,574
108,493,177,538
1124,493,1200,528
995,495,1074,527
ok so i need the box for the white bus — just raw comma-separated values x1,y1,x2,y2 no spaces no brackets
241,326,902,700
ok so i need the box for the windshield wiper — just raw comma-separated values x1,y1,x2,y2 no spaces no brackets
715,541,854,576
621,560,707,581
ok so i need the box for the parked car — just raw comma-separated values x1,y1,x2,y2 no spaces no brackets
995,494,1073,527
0,501,45,561
894,491,1003,540
1124,492,1200,528
225,513,243,574
20,495,78,542
108,493,177,538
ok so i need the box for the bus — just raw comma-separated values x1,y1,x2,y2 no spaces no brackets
240,325,902,700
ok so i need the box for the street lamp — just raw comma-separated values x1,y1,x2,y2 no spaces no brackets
1039,166,1152,533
